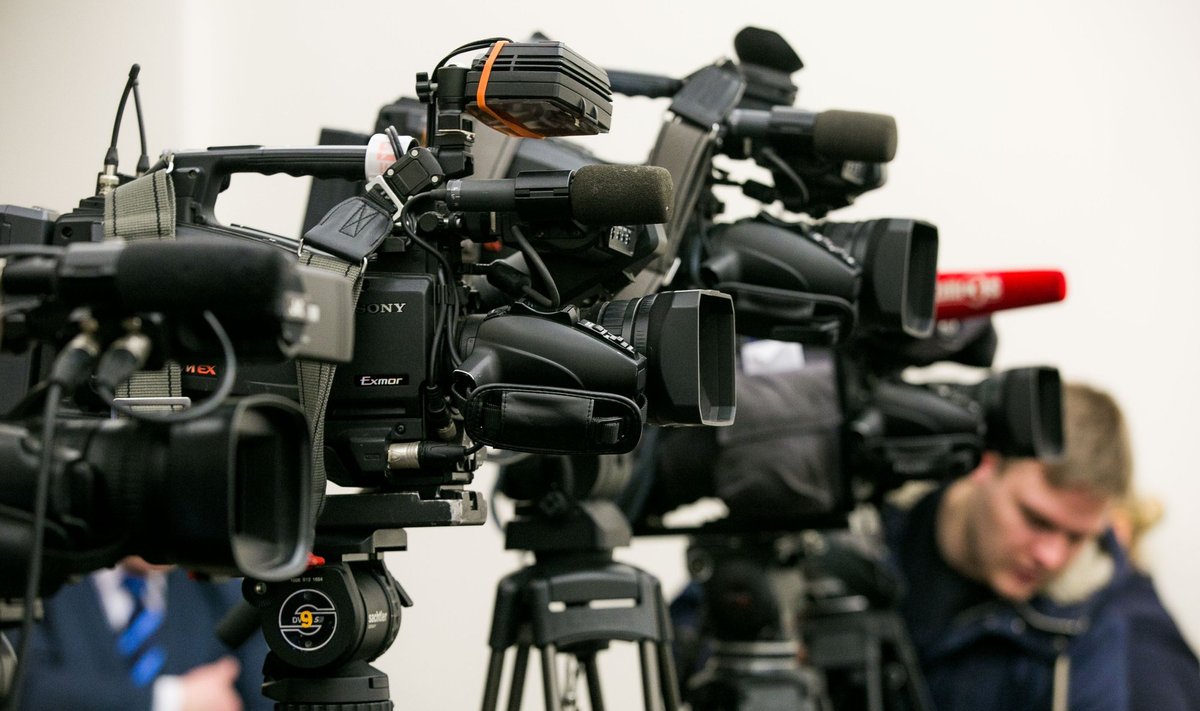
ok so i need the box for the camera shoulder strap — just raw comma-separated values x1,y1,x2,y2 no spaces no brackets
295,252,363,512
102,171,185,413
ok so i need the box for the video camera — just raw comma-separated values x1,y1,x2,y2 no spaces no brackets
0,37,741,710
165,40,736,707
0,233,340,591
0,231,330,705
600,26,1062,535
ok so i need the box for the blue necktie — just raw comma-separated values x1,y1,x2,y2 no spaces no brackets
118,574,167,688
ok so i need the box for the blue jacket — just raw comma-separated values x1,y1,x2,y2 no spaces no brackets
887,486,1200,711
16,568,271,711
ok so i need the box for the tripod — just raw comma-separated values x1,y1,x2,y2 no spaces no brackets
481,500,681,711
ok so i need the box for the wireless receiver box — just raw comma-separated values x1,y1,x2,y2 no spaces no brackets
465,41,613,138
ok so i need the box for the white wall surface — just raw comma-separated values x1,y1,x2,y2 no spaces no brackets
2,0,1198,707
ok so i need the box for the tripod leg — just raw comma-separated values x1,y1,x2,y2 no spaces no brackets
541,643,562,711
482,649,506,711
506,643,531,711
895,624,934,711
656,640,681,711
580,652,606,711
639,641,666,711
865,636,884,711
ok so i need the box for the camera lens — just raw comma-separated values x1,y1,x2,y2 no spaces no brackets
819,218,938,337
591,289,736,426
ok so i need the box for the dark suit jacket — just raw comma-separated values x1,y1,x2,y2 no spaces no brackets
17,569,270,711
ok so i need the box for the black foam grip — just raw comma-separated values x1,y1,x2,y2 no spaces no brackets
571,165,673,225
813,110,899,163
734,26,803,73
116,237,297,316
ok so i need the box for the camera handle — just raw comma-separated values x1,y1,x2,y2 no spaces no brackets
163,146,368,233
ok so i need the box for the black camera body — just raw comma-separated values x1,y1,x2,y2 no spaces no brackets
323,251,441,488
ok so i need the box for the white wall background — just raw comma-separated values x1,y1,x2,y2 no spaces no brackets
2,0,1198,707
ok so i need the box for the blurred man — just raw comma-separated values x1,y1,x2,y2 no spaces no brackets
887,382,1200,710
17,556,269,711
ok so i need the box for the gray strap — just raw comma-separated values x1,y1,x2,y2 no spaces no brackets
296,252,363,515
1052,652,1070,711
103,170,176,242
103,172,183,412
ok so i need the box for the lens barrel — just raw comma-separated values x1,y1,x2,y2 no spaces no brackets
972,366,1063,459
0,395,314,595
591,289,736,426
818,219,939,338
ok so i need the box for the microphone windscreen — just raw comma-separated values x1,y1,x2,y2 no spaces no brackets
734,26,803,73
936,270,1067,320
116,237,299,317
571,165,673,225
813,110,899,163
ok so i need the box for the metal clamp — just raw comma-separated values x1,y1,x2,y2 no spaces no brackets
110,396,192,418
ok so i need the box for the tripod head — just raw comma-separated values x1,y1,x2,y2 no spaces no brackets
499,452,635,555
243,553,406,711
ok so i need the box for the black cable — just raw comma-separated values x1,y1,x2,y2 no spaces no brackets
407,228,463,367
618,427,660,522
759,146,811,208
426,37,511,147
385,125,406,158
519,284,554,310
432,37,512,73
99,312,237,424
488,465,507,532
105,64,141,169
400,196,463,366
3,331,98,710
509,225,560,310
427,269,448,382
131,76,149,175
5,379,64,711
